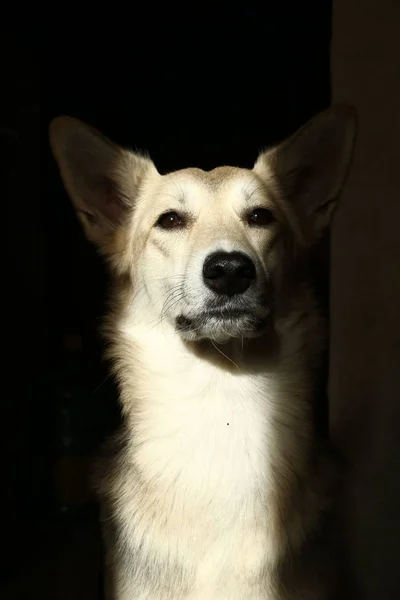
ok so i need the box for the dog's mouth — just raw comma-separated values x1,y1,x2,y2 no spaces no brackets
175,308,270,342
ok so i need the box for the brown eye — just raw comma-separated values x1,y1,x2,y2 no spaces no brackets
157,211,184,229
247,208,274,227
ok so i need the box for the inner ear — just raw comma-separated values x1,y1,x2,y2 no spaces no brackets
89,175,131,225
254,105,357,241
284,165,318,206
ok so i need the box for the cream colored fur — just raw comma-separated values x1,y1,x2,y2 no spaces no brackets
50,106,356,599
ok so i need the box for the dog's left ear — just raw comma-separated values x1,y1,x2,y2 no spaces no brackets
254,105,357,242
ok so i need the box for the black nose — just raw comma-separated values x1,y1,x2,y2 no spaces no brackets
202,251,256,297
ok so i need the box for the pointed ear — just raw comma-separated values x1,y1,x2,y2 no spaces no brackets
254,105,357,242
49,117,157,252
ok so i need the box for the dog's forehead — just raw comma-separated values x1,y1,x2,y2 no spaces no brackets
159,166,266,204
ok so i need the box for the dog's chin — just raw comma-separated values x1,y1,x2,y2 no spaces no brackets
175,311,269,343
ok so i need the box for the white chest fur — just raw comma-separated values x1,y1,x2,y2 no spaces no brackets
111,327,304,599
132,331,273,507
124,337,280,532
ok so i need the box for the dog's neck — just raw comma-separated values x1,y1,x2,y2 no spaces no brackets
107,293,324,554
110,284,323,429
103,284,325,549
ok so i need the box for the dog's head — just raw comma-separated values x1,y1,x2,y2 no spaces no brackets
50,107,356,342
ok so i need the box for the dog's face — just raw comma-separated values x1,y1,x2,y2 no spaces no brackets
130,167,284,341
50,107,356,342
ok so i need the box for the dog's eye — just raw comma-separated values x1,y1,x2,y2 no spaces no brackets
157,211,184,229
247,208,274,227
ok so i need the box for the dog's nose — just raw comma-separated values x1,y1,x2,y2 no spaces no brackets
202,251,256,297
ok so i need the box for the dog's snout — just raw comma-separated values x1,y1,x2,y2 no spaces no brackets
202,251,256,297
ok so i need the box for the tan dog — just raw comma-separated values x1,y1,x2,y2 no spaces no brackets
50,106,356,600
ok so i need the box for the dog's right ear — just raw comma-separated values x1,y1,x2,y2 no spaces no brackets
254,105,357,244
49,117,157,253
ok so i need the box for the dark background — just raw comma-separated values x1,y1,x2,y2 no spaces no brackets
3,3,332,597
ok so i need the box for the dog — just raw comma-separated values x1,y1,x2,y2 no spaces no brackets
50,105,356,600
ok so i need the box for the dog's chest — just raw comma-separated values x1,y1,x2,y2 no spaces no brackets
127,373,278,597
113,346,286,597
134,362,274,514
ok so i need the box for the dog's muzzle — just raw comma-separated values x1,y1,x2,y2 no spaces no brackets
174,251,270,341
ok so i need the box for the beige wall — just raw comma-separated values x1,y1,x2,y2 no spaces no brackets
331,1,400,597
